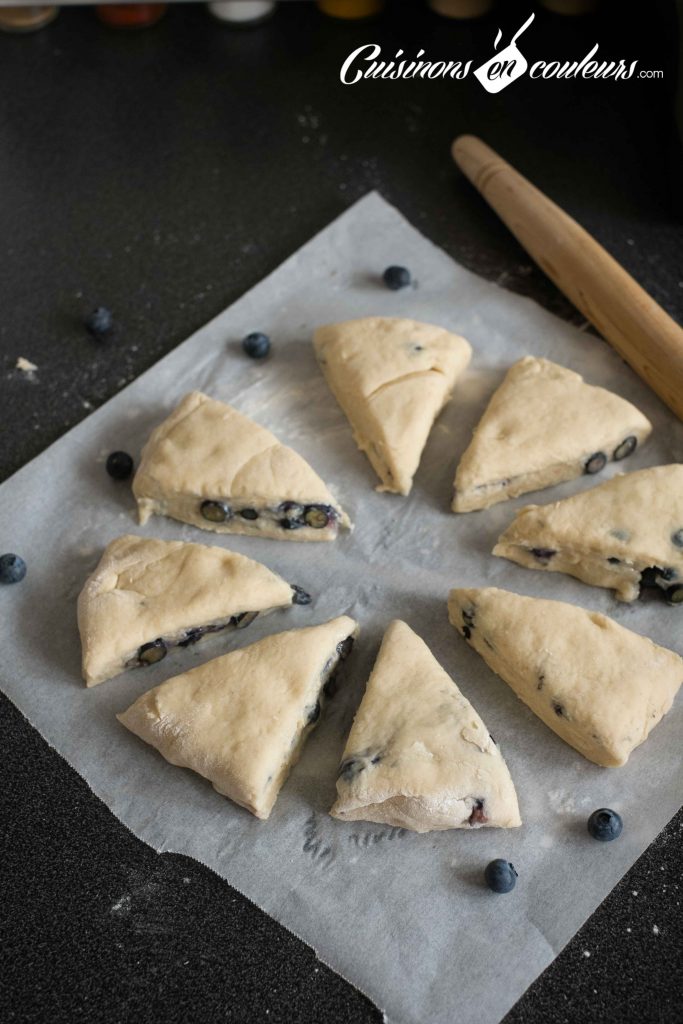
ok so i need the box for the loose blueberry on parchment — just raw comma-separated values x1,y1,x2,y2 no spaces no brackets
484,859,518,894
106,451,134,480
0,553,26,584
587,808,623,842
242,331,271,359
383,265,411,291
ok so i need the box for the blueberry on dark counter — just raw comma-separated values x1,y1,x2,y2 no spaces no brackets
242,332,271,359
138,638,167,666
291,585,312,606
484,859,517,894
383,265,411,291
613,436,637,461
0,553,27,584
587,808,623,842
585,451,607,475
85,306,113,337
106,451,134,480
200,500,232,523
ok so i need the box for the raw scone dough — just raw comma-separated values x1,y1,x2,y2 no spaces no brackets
78,534,299,686
448,587,682,767
493,464,683,602
313,317,472,495
118,615,359,819
330,620,521,832
133,391,350,541
453,356,652,512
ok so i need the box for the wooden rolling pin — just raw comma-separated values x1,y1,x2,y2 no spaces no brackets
451,134,683,421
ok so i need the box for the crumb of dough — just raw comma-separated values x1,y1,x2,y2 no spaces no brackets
16,356,38,373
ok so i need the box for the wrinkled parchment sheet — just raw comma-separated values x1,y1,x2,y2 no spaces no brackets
2,193,682,1024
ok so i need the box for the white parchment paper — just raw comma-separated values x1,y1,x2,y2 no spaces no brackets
1,193,682,1024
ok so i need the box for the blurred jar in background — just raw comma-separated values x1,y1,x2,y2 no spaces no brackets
0,5,57,31
207,1,276,24
538,0,599,11
96,4,168,29
427,0,493,16
317,0,385,19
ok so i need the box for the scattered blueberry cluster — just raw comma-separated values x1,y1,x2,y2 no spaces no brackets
484,808,623,894
237,265,411,364
5,265,637,900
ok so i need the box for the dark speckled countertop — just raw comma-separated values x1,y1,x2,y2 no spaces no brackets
1,2,682,1022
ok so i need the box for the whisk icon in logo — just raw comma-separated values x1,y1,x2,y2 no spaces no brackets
474,13,535,93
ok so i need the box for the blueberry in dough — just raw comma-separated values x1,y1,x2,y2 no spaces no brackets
530,547,556,561
336,636,354,659
138,638,167,666
201,500,232,523
304,504,332,529
613,435,637,461
585,451,607,474
306,701,321,724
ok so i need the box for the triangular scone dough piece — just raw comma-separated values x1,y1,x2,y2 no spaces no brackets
118,615,358,819
448,587,682,767
453,357,652,512
494,464,683,603
330,620,520,833
133,391,350,541
314,318,472,495
78,535,303,687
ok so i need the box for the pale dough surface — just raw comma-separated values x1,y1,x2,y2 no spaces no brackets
494,464,683,601
132,390,350,540
118,615,359,820
453,357,652,512
78,534,295,686
313,317,472,495
330,619,521,833
448,587,682,767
